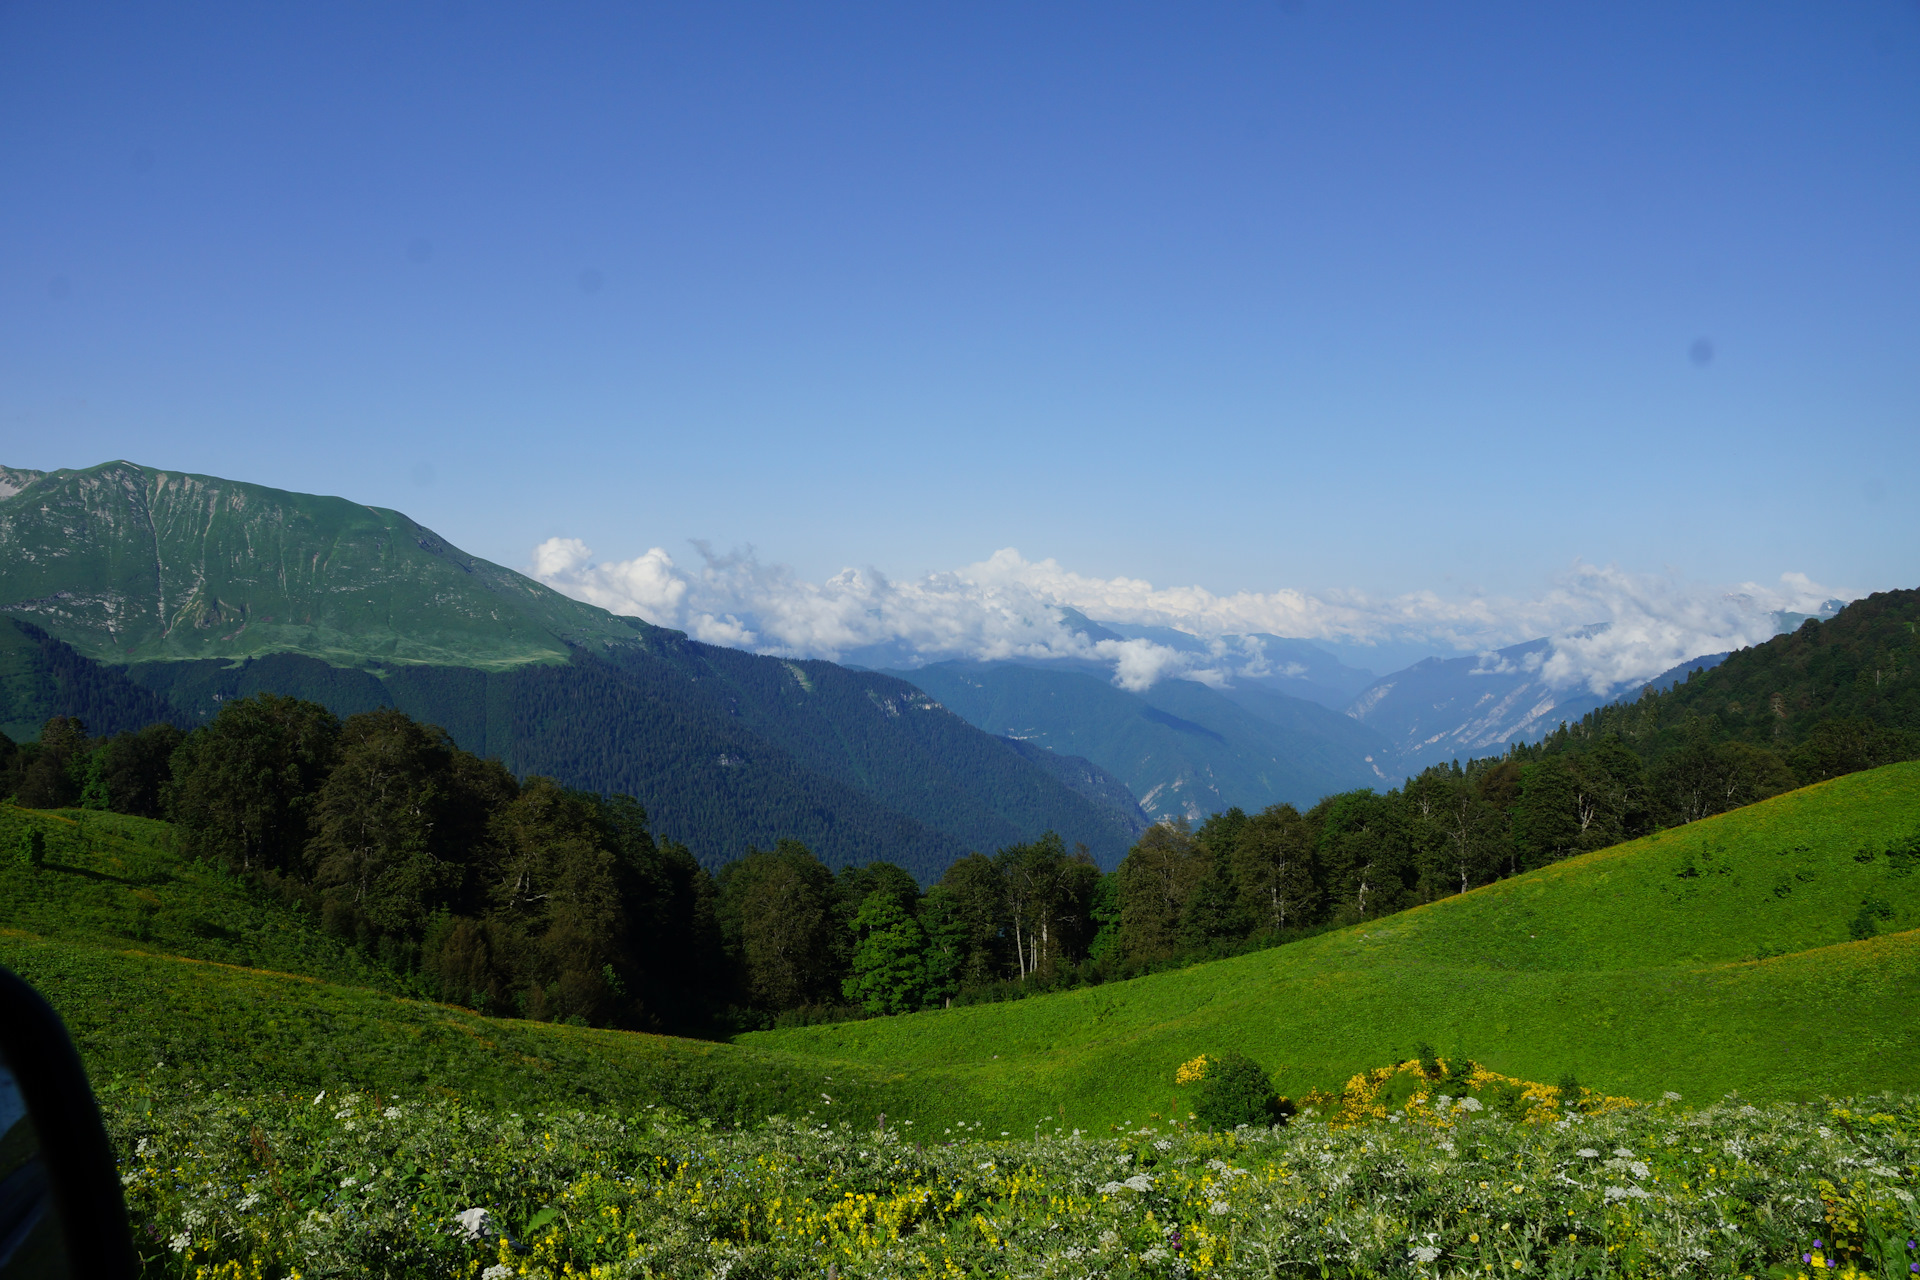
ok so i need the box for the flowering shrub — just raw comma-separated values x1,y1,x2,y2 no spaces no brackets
1178,1052,1287,1131
1305,1057,1640,1129
106,1080,1918,1278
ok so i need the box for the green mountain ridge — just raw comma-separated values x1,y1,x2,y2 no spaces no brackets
1535,586,1920,762
0,462,1144,875
0,459,655,670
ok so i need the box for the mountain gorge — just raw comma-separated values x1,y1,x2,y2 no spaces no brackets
0,461,1145,877
890,660,1392,823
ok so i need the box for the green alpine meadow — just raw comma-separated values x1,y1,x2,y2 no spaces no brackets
4,761,1919,1275
11,14,1919,1275
2,463,1918,1278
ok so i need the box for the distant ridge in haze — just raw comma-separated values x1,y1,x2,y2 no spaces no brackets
890,660,1390,823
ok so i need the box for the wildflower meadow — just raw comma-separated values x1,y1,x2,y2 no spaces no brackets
108,1072,1918,1279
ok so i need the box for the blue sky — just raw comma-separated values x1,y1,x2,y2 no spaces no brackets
3,2,1916,670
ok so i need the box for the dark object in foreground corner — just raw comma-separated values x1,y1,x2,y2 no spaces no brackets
0,966,134,1279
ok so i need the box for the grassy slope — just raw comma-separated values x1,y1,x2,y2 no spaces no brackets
746,763,1920,1126
6,766,1917,1132
0,805,926,1123
0,460,651,669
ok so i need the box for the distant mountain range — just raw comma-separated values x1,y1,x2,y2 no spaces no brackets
0,462,1146,878
877,617,1745,820
1,459,1842,866
886,660,1394,824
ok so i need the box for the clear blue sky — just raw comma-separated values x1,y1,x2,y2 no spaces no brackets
3,1,1916,605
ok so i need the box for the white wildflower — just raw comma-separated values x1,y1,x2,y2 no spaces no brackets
1663,1091,1682,1101
1612,1148,1634,1158
169,1233,189,1252
1153,1139,1173,1152
1209,1199,1230,1214
978,1162,995,1171
1576,1148,1599,1159
1457,1097,1483,1112
1140,1247,1170,1263
1603,1185,1651,1201
1629,1161,1650,1179
483,1267,513,1280
383,1106,402,1120
1410,1245,1442,1263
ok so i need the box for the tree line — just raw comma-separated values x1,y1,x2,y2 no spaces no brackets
7,600,1915,1033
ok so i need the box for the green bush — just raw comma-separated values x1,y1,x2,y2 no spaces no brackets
1192,1050,1283,1129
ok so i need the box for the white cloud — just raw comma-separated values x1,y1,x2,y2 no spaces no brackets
532,540,1849,697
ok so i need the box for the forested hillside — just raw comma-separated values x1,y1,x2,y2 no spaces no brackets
0,463,1145,872
1527,586,1919,776
750,762,1920,1117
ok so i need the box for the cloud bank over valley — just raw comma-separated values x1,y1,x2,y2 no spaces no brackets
531,538,1846,699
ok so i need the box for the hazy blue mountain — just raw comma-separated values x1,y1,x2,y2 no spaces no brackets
997,736,1152,842
1065,614,1378,710
888,661,1391,823
1344,638,1737,774
0,461,1143,876
1343,639,1590,773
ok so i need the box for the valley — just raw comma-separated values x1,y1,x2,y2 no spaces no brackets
3,460,1917,1278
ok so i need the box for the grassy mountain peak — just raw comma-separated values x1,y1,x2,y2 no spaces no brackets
0,460,662,671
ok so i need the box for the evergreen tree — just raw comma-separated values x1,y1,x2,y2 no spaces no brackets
1511,760,1581,869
